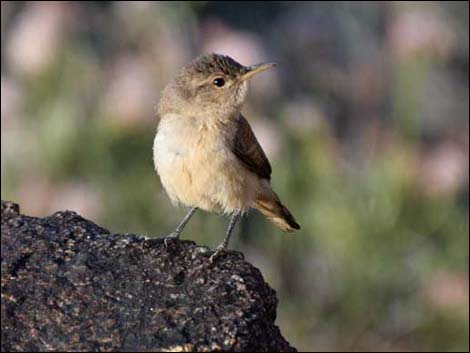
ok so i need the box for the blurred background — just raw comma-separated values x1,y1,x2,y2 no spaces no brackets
1,1,468,351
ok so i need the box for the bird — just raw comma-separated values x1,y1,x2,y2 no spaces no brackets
153,53,300,257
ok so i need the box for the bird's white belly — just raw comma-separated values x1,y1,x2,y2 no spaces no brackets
153,116,259,214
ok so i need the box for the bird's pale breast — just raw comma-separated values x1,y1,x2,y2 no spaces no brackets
153,114,261,214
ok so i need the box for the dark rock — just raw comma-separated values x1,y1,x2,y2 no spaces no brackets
1,201,296,352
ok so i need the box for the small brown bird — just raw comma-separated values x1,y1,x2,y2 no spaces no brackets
153,53,300,255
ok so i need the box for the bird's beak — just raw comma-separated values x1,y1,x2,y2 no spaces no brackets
240,62,277,82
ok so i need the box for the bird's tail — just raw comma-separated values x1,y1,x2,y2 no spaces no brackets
254,192,300,233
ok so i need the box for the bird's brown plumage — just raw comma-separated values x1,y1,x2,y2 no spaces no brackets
232,114,272,181
230,114,300,232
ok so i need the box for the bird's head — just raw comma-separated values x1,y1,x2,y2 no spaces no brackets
159,53,276,119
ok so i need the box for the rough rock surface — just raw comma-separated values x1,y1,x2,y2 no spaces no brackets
1,201,296,352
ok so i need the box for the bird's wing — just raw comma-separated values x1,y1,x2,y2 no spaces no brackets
231,114,272,180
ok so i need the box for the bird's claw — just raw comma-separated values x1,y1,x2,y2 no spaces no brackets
162,232,179,247
209,245,226,263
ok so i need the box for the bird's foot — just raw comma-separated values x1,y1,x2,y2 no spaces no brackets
162,232,180,247
209,245,227,263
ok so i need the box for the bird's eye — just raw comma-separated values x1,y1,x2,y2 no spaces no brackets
213,77,225,87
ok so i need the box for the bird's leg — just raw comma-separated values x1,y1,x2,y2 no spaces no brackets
165,207,198,243
218,212,240,249
210,212,240,262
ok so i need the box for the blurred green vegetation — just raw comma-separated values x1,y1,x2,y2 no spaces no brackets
1,2,468,351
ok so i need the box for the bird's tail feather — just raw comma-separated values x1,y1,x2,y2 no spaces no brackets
254,194,300,233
